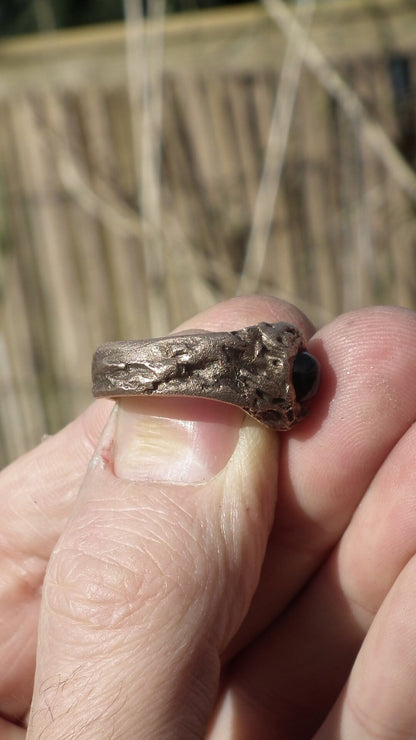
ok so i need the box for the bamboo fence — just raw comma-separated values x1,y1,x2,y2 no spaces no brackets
0,0,415,465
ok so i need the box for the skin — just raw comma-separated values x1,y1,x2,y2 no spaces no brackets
1,295,416,738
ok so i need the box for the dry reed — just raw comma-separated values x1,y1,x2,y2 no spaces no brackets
0,0,415,465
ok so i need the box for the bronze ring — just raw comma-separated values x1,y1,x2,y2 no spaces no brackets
92,322,320,431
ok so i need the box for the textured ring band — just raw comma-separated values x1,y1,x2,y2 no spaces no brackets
92,321,320,431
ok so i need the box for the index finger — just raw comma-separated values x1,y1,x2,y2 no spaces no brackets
231,305,416,654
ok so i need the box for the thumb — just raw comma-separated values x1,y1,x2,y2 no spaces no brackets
27,393,278,737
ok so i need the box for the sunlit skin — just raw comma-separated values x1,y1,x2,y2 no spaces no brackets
1,295,416,738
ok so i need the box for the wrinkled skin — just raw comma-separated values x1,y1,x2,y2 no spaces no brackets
1,295,416,739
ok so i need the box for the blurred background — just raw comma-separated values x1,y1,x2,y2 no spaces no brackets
0,0,415,465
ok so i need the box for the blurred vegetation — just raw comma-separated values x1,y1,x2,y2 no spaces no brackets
0,0,415,463
0,0,253,35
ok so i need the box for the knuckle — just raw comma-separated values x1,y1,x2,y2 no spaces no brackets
44,544,157,632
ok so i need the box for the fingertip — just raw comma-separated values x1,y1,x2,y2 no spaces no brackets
311,306,416,433
176,295,316,339
281,305,416,516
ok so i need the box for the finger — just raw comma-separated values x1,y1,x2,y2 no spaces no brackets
210,423,416,738
0,295,312,724
27,297,312,738
209,307,416,737
315,556,416,738
0,397,113,570
310,403,416,736
0,399,113,721
209,549,366,739
28,390,276,737
0,718,25,740
230,306,416,653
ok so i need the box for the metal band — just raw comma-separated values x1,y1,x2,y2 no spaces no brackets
92,321,320,431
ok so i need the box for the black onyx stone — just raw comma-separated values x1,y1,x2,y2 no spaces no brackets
293,351,320,402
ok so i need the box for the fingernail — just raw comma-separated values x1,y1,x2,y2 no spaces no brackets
113,396,243,483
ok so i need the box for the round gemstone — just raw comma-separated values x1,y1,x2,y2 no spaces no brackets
293,351,320,402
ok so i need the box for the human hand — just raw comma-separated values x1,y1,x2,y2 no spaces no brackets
1,296,416,738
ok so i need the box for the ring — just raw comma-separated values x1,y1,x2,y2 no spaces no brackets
92,322,320,431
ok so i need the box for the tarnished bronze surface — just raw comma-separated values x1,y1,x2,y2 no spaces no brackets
92,322,320,431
